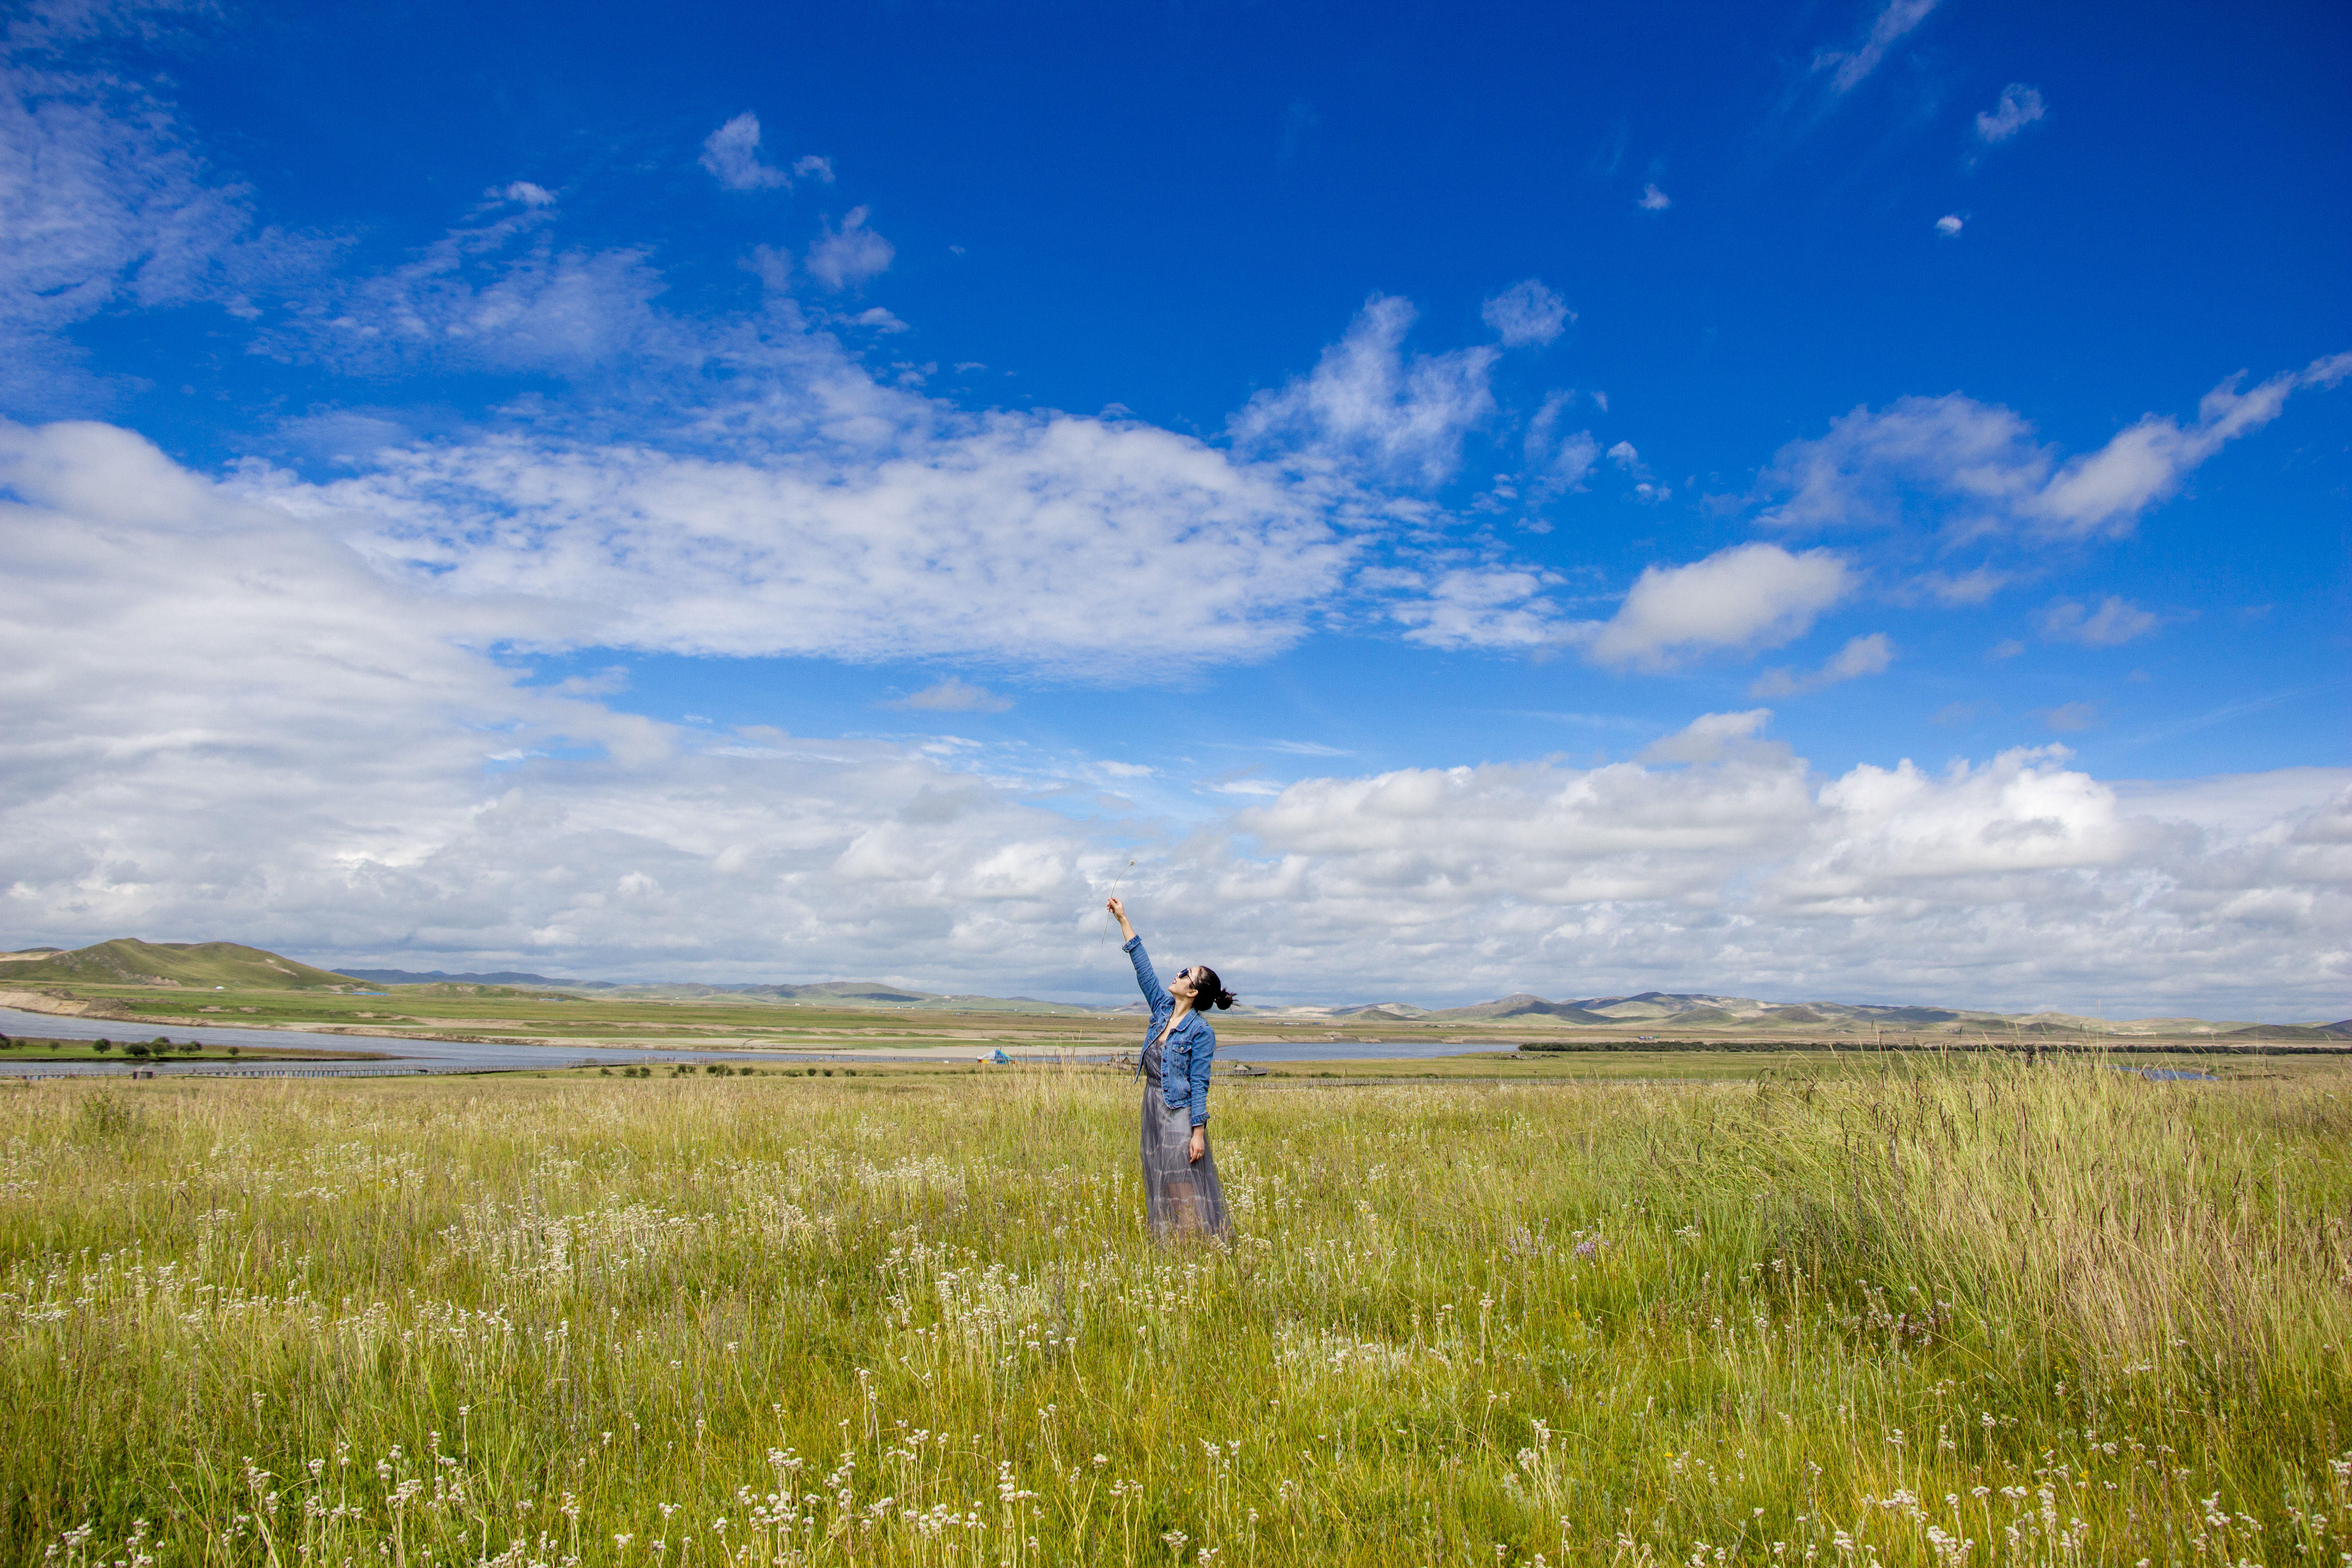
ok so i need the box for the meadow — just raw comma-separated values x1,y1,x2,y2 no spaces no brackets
3,1059,2348,1567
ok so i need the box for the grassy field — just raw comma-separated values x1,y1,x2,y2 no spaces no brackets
4,1060,2349,1567
0,1036,373,1064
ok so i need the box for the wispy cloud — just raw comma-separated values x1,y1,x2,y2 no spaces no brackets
2036,701,2101,732
887,677,1013,713
1759,355,2352,542
1813,0,1941,95
1229,294,1499,488
1637,182,1672,211
1750,632,1896,697
2035,596,2160,647
1974,83,2046,143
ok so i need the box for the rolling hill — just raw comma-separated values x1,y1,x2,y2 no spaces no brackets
0,939,368,990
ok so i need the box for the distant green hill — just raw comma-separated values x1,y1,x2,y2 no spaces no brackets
0,939,363,991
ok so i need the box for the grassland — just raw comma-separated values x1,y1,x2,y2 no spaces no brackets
0,1036,374,1064
5,1057,2349,1566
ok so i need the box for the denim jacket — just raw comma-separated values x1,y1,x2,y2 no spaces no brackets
1125,936,1213,1126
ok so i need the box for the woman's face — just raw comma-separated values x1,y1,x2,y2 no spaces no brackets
1170,966,1201,1000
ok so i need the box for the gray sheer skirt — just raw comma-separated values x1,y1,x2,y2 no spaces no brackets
1140,1070,1231,1242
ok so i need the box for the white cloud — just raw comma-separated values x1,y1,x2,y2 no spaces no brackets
1390,567,1565,651
498,181,557,207
1911,567,2008,604
792,155,835,183
1936,213,1963,237
0,35,296,406
0,455,2341,1017
259,211,675,377
1637,182,1671,211
1229,294,1498,488
1974,83,2045,143
241,247,1542,675
1749,632,1896,696
1481,279,1571,347
887,678,1013,714
2035,595,2160,647
267,409,1355,674
1813,0,1941,94
1232,718,2351,1015
1586,543,1854,670
804,206,894,290
1759,355,2351,541
699,112,792,191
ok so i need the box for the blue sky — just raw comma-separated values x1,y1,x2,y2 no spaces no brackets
1,0,2346,1016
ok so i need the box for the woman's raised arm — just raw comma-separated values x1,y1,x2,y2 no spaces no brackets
1110,897,1172,1014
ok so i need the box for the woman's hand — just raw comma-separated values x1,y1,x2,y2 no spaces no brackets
1106,895,1136,940
1187,1127,1205,1163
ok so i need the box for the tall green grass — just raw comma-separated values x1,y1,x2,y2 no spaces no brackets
3,1059,2347,1565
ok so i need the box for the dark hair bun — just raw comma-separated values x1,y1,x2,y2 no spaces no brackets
1213,988,1237,1010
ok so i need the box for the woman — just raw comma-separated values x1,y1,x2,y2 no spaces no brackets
1107,896,1235,1241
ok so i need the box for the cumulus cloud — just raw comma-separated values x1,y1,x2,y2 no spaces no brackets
1637,182,1671,211
2035,595,2160,647
699,112,793,191
804,206,894,290
1935,213,1963,237
1749,632,1896,697
1586,543,1855,669
1229,294,1499,487
1481,279,1571,347
1813,0,1941,94
1230,716,2350,1015
497,181,557,207
887,678,1013,713
1974,83,2045,142
1759,354,2352,541
1,453,2341,1016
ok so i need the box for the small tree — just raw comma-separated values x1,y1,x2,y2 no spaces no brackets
93,1039,113,1054
126,1042,151,1059
181,1040,201,1055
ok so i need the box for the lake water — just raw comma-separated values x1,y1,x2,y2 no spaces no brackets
0,1007,1514,1077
